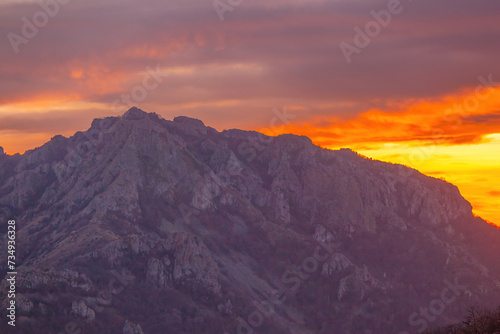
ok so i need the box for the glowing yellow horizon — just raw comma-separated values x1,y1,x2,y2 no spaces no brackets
1,84,499,226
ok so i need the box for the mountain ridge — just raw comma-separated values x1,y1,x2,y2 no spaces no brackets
1,107,499,334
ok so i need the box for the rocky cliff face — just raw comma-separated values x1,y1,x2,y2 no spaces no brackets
0,108,499,334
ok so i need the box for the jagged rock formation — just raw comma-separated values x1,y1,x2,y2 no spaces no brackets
0,108,499,333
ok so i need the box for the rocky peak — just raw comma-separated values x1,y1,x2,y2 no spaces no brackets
0,109,499,334
123,106,149,120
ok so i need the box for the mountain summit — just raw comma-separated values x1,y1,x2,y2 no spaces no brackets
1,108,499,333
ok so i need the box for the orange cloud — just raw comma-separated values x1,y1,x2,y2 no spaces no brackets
260,85,500,149
257,87,500,226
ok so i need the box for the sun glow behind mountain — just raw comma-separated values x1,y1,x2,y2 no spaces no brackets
259,87,500,226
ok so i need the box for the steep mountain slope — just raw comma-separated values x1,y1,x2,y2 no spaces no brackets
1,108,499,334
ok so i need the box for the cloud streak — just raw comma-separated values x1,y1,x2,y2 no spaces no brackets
1,0,500,108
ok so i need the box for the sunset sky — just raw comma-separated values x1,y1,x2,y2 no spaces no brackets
1,0,499,224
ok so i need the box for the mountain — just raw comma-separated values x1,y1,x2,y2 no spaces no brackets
1,107,499,334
